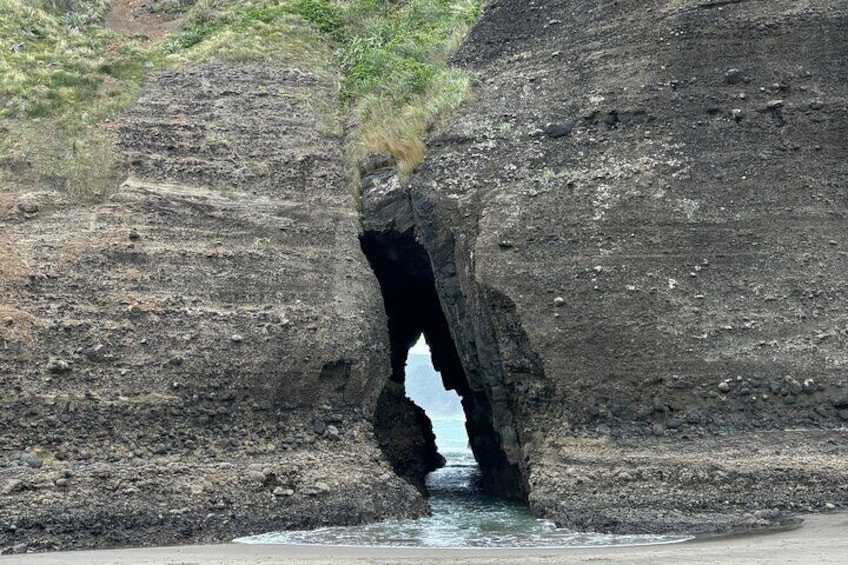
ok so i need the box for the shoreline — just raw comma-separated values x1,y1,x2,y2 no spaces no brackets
2,513,844,565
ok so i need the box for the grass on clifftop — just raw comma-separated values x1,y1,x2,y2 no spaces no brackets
0,0,152,199
340,0,480,178
0,0,481,200
166,0,482,178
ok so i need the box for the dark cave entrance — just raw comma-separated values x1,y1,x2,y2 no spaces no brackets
361,230,526,501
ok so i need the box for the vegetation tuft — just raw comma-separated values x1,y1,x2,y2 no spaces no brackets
0,0,481,200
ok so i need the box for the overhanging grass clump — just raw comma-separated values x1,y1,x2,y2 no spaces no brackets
339,0,481,178
0,0,481,200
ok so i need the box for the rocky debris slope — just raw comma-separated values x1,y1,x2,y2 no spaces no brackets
1,424,424,553
0,59,427,552
530,430,848,534
388,0,848,532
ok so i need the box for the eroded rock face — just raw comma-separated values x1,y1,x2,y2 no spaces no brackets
0,60,427,551
360,174,529,501
389,0,848,531
2,0,848,549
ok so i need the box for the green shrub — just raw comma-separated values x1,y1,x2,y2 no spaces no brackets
291,0,345,37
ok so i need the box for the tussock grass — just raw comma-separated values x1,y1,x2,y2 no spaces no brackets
21,126,124,200
0,0,150,200
353,67,473,178
341,0,481,180
1,0,117,120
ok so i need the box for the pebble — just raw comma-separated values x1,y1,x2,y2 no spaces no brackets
542,122,574,138
718,381,731,393
312,420,327,435
257,400,273,411
831,394,848,409
230,334,243,343
302,482,331,496
20,453,43,469
84,344,106,362
553,297,565,307
785,377,802,395
724,68,745,85
47,359,72,374
686,411,703,424
18,202,38,214
273,486,294,497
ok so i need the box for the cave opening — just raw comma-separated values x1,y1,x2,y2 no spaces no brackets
361,229,526,502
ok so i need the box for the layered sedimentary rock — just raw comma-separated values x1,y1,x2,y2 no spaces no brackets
0,61,427,551
2,0,848,551
363,0,848,532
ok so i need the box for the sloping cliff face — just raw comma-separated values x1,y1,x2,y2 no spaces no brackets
365,0,848,532
0,61,427,551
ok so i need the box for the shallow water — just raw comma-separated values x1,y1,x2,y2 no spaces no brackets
234,419,688,549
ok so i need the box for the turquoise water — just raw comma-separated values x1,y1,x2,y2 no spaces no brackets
234,419,687,548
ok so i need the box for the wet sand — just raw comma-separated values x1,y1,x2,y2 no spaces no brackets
2,513,845,565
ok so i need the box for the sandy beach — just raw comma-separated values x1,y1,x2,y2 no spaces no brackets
2,513,845,565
